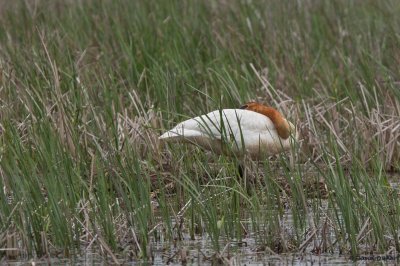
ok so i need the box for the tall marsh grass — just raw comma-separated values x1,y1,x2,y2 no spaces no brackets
0,0,399,263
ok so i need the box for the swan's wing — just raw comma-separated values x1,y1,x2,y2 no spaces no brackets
160,109,277,141
201,109,277,139
159,118,203,139
159,114,224,153
198,110,286,157
159,109,293,157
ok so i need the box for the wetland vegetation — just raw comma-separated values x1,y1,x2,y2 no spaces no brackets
0,0,399,264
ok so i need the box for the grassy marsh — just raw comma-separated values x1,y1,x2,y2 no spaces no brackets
0,0,400,264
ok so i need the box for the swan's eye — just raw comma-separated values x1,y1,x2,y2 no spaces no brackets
240,104,248,109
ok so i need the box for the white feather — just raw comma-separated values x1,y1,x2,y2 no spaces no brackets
159,109,294,159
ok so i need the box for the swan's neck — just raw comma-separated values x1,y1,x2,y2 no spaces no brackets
249,106,290,139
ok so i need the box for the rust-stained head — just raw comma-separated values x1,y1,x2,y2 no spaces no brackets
240,102,292,139
240,101,258,110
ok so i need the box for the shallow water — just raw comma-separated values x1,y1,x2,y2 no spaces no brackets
150,239,356,265
4,174,400,265
1,247,368,265
3,226,398,265
4,200,399,265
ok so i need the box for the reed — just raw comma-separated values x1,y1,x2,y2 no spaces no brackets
0,0,399,263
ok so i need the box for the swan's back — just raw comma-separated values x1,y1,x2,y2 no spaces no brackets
159,109,293,158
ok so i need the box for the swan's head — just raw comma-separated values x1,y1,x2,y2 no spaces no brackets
240,101,262,111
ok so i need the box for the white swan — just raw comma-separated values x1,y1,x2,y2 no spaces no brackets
159,102,297,159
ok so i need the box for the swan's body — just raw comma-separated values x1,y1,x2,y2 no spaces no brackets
159,104,296,159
